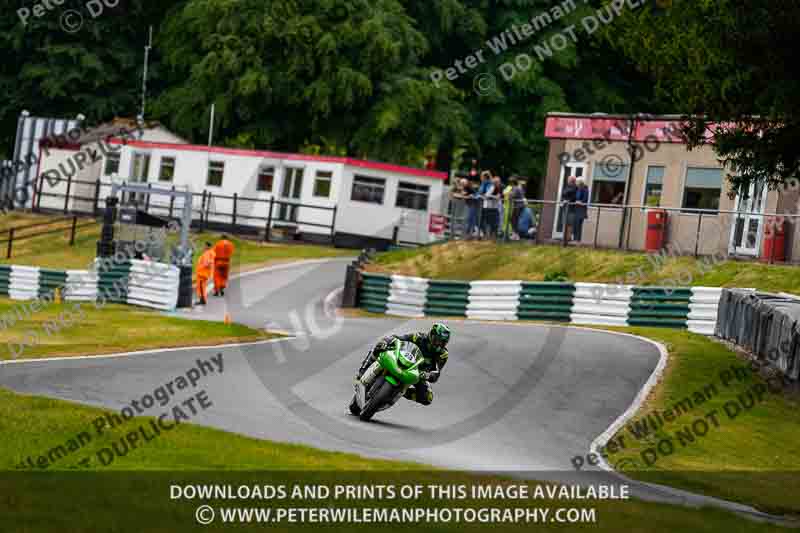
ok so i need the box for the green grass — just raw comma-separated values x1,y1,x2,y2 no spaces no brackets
0,297,272,361
596,327,800,516
0,386,791,532
369,241,800,293
0,213,351,271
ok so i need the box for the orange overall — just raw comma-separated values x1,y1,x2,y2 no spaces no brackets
213,239,235,293
196,248,216,303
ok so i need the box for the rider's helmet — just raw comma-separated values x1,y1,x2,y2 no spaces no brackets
429,323,451,350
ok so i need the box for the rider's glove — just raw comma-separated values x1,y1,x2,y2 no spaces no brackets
425,370,440,383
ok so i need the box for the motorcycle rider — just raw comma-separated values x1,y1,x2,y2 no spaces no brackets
357,323,451,406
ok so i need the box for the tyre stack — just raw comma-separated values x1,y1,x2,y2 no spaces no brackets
177,265,193,308
96,259,130,304
39,269,67,301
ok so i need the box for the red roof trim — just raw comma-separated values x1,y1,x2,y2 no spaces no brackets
107,139,448,180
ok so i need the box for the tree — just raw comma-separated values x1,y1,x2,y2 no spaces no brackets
606,0,800,194
154,0,471,166
0,0,184,157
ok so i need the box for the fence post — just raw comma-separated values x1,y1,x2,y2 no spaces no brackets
200,190,208,231
232,192,238,228
625,207,633,250
593,207,601,248
330,205,338,245
63,174,72,213
145,183,151,212
92,180,101,216
36,173,45,211
265,197,274,242
69,215,77,245
694,213,704,257
169,185,175,219
6,228,13,259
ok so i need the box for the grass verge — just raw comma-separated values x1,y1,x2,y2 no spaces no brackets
588,327,800,516
368,241,800,293
0,297,272,361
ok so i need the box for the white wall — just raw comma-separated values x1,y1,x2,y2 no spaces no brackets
111,145,342,236
336,166,445,244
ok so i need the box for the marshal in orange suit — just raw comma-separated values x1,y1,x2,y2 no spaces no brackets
196,242,216,305
213,235,235,297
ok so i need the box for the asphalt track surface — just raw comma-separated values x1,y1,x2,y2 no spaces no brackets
0,258,781,521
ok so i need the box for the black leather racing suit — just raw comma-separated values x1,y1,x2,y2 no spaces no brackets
357,332,449,406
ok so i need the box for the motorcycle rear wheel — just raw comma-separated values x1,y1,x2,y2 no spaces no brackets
359,380,396,421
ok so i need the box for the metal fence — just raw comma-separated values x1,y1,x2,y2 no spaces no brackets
29,175,337,244
445,195,800,264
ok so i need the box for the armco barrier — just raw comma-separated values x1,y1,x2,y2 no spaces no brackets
716,289,799,382
0,261,179,311
356,272,725,335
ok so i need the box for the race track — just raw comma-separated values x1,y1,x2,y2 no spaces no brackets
0,258,775,519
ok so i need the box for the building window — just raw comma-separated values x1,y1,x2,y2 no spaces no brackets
207,161,224,187
313,171,333,198
590,162,628,204
104,152,120,176
683,167,722,211
396,182,429,210
351,175,385,204
644,166,664,207
257,166,274,192
158,157,176,182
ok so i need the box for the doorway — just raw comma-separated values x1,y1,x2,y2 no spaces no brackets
552,162,587,239
729,181,767,256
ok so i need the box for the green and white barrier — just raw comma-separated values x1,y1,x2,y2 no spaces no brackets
518,282,574,322
386,275,428,318
0,260,178,311
357,272,724,335
466,281,521,321
425,280,470,317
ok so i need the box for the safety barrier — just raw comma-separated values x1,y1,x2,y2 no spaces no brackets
0,260,179,311
716,289,799,382
357,272,725,335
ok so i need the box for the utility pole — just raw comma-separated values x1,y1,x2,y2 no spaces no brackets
140,26,153,121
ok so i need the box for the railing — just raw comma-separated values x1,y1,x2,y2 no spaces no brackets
30,176,338,244
0,215,94,259
445,196,800,263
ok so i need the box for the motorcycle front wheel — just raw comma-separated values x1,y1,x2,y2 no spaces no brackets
359,380,397,421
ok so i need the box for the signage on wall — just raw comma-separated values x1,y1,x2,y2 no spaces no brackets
429,214,447,234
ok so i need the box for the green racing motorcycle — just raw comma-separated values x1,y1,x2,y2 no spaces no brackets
349,339,427,421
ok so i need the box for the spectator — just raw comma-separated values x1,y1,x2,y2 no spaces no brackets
482,179,502,239
493,175,504,237
573,178,589,243
450,178,469,238
464,179,481,238
561,175,578,242
517,201,536,240
510,178,525,239
503,178,514,237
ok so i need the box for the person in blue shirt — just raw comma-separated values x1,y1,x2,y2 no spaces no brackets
573,178,589,242
517,202,536,239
